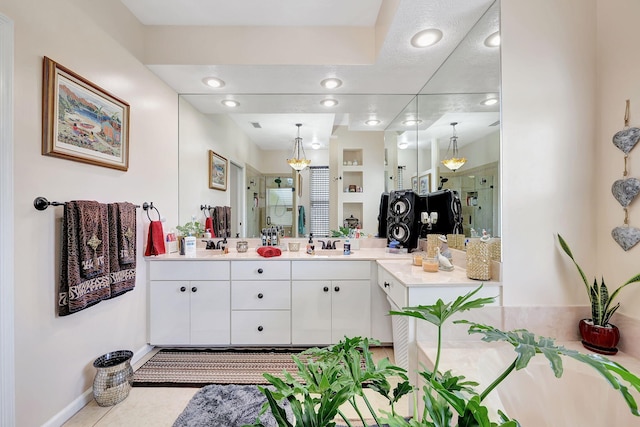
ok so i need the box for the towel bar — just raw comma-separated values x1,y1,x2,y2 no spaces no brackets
34,196,141,211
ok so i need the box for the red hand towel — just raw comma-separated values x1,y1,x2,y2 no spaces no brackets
144,221,166,256
205,217,215,237
257,246,282,258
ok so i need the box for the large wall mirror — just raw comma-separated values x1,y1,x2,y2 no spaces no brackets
177,1,500,241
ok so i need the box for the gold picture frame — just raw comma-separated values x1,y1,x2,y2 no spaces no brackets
42,57,130,171
411,176,418,193
419,173,432,195
209,150,228,191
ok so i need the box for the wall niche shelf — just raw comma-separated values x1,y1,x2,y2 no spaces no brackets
342,149,363,167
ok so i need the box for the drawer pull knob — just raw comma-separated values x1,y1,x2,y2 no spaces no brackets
257,268,264,274
258,293,264,299
384,282,390,288
323,286,329,292
180,286,186,292
191,287,197,293
334,286,340,292
257,326,264,332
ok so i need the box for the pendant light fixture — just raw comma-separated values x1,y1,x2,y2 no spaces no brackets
287,123,311,171
441,122,467,172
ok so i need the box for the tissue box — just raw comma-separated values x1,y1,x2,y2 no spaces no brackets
166,240,178,254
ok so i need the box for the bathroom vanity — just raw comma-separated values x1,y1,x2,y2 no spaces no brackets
376,258,502,369
146,247,502,352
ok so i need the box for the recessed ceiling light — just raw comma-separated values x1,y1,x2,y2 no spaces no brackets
484,31,500,47
311,141,321,149
320,98,338,107
320,78,342,89
398,141,409,150
221,99,239,108
481,98,499,106
402,119,422,126
202,77,225,88
365,119,380,126
410,29,443,48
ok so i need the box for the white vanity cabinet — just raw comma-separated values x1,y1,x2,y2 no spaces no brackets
149,261,231,346
291,261,371,345
376,260,502,370
230,260,291,345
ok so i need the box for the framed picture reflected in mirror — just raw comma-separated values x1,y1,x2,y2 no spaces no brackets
209,150,228,191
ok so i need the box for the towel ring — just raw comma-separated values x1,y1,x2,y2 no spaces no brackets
200,204,212,217
143,202,161,222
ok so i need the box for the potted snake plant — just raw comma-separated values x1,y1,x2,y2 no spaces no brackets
557,233,640,354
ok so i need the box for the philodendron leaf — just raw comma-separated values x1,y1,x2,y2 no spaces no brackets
457,323,560,374
497,410,522,427
459,321,640,416
255,387,294,427
459,395,491,427
391,285,496,327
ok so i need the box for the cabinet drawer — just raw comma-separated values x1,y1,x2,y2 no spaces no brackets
377,266,392,295
292,260,371,280
231,280,291,310
231,311,291,345
149,260,230,281
231,260,290,280
377,267,407,308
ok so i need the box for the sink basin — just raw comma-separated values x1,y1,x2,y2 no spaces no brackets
196,250,227,257
314,249,344,257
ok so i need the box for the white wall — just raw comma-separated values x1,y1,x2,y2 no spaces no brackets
178,100,266,226
501,0,597,306
6,1,179,425
596,0,640,319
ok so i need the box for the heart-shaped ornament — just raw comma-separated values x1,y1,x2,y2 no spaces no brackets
612,127,640,154
612,226,640,251
611,178,640,207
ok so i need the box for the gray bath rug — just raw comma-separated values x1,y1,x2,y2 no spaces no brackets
173,384,293,427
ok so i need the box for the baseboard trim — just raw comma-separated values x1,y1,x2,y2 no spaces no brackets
43,344,155,427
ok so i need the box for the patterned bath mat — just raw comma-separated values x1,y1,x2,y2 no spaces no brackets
132,349,306,388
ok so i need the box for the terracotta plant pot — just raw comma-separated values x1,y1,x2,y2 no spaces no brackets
578,319,620,355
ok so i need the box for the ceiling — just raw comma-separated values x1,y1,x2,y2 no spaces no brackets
120,0,500,150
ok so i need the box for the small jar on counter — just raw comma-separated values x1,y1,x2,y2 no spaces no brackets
412,252,426,266
422,256,439,273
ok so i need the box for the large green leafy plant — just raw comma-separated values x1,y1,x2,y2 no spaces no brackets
176,218,205,237
557,233,640,326
250,286,640,427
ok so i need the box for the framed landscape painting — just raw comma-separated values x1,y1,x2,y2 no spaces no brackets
42,57,130,171
419,173,431,195
209,150,228,191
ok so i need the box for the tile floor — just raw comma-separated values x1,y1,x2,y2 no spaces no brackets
63,346,408,427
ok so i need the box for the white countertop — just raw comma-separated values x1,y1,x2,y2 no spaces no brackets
146,247,412,261
377,258,500,287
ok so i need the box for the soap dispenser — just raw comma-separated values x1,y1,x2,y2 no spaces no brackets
306,233,315,255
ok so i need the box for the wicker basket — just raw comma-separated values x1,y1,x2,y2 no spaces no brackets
488,238,501,261
426,234,440,258
447,233,465,250
466,238,491,280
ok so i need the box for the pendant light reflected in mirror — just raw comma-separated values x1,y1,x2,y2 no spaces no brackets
441,122,467,172
287,123,311,171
